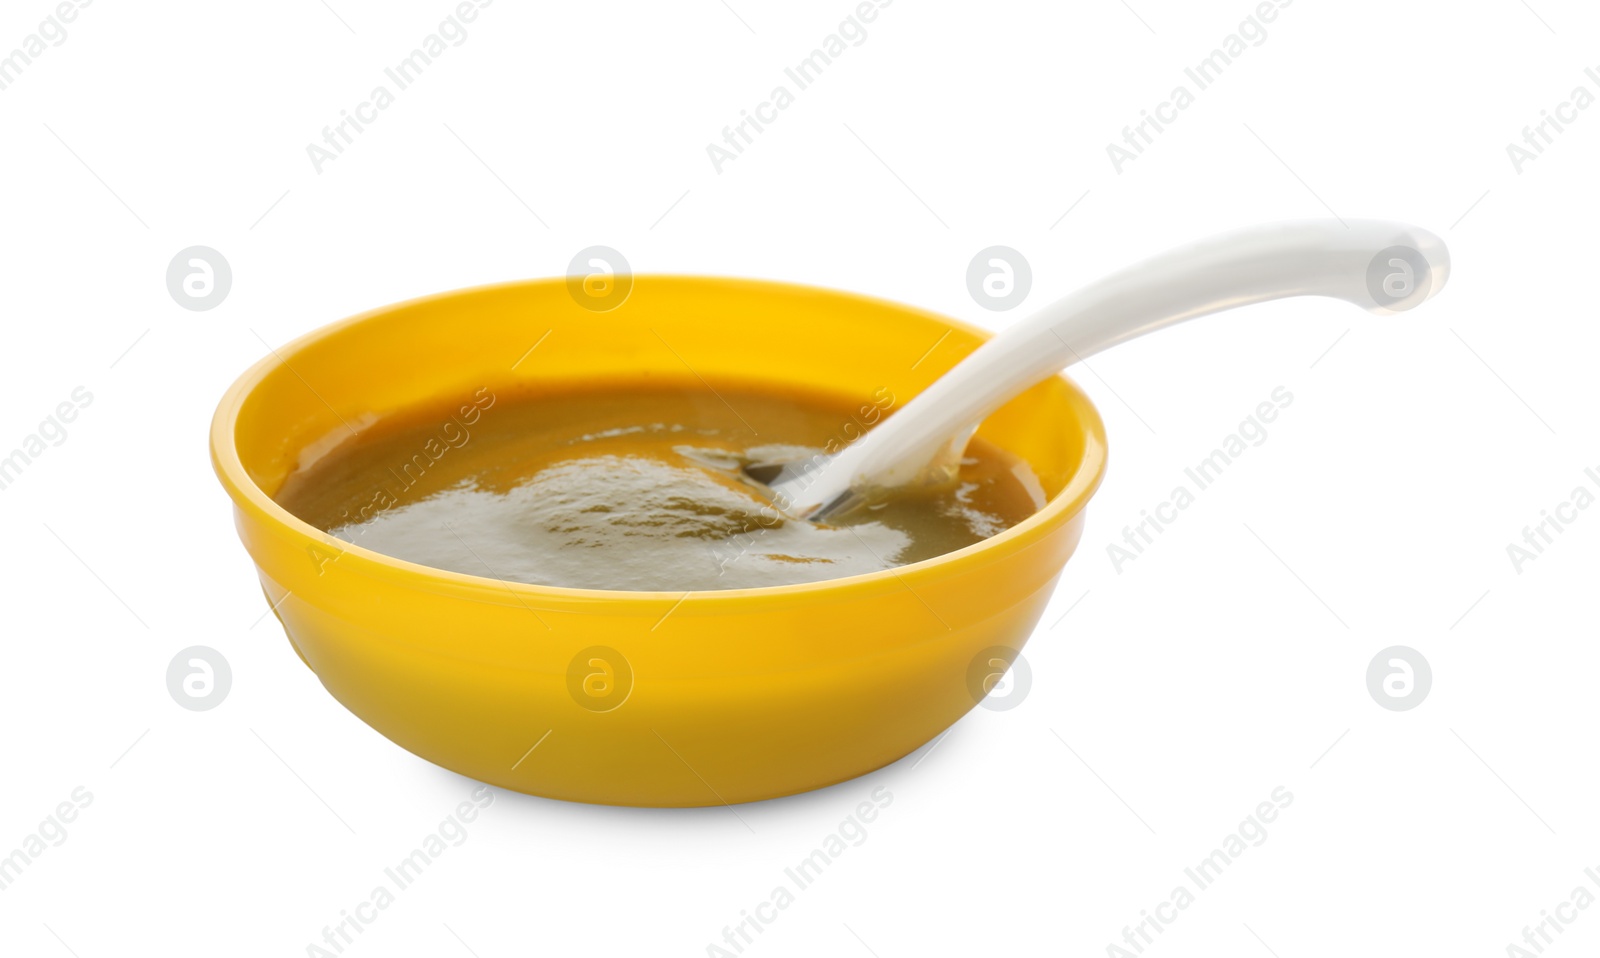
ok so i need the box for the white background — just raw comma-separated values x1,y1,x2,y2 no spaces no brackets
2,0,1598,955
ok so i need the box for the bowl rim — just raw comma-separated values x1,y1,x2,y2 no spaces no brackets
209,275,1109,607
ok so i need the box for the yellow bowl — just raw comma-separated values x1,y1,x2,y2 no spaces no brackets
210,277,1107,807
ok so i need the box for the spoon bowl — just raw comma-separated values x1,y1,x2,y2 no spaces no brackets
211,276,1107,806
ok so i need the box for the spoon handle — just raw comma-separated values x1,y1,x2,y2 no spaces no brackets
778,219,1449,519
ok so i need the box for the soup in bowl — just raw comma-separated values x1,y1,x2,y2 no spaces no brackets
209,276,1107,806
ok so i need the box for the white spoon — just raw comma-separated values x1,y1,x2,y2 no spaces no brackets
763,219,1450,521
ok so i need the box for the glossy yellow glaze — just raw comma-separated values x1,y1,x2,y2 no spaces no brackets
210,276,1108,806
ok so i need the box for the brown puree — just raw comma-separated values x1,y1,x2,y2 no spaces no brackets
273,383,1048,591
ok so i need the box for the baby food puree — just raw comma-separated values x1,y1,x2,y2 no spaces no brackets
275,383,1046,591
